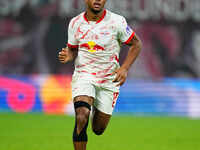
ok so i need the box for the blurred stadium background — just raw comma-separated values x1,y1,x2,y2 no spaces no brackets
0,0,200,150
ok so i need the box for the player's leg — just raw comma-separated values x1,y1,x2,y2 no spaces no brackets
71,78,96,150
73,95,94,150
92,88,119,135
92,107,111,135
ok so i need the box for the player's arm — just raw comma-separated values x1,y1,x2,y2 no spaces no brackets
113,34,142,86
58,46,78,64
59,17,79,64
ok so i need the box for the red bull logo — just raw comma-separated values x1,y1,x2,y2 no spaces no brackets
80,41,105,53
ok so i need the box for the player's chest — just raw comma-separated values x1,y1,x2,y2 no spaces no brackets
74,23,117,44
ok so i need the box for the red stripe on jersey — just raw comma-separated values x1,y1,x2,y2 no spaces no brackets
112,92,119,108
76,59,96,68
67,43,78,49
95,73,112,78
71,15,81,28
80,43,90,49
110,54,119,63
80,29,91,39
77,25,84,35
96,64,114,75
115,55,119,63
96,80,108,84
124,32,135,45
102,73,112,78
90,73,111,78
77,70,89,74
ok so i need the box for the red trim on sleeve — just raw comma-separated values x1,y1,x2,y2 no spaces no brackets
67,43,78,49
124,32,135,45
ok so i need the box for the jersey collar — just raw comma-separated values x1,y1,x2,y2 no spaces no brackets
83,9,106,24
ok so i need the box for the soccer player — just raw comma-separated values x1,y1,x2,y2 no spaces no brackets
58,0,142,150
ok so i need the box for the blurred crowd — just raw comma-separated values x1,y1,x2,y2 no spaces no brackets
0,0,72,74
0,0,200,79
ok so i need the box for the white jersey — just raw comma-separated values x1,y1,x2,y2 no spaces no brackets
68,9,135,90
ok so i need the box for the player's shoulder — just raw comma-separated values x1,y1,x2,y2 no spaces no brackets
106,10,126,24
108,10,125,19
69,12,84,28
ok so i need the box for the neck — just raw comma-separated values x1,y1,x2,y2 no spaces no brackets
85,8,104,22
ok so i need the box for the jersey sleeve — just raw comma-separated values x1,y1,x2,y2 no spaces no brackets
118,17,135,44
67,18,79,48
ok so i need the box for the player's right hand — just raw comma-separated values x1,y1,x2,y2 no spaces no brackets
58,48,71,64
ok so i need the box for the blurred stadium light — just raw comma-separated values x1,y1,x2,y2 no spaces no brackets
0,0,200,117
0,76,200,118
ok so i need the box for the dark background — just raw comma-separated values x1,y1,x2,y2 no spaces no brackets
0,0,200,79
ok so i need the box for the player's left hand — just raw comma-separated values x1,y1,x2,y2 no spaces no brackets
112,67,128,86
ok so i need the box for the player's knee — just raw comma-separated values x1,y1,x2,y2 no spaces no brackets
73,115,89,142
73,107,90,142
74,101,91,128
73,101,91,142
76,113,88,129
92,127,105,135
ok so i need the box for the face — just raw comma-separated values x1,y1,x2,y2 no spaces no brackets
85,0,107,14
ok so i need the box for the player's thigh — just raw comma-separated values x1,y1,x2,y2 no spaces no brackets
72,80,95,105
92,89,119,131
74,95,94,106
72,81,95,119
92,106,111,131
93,88,119,115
